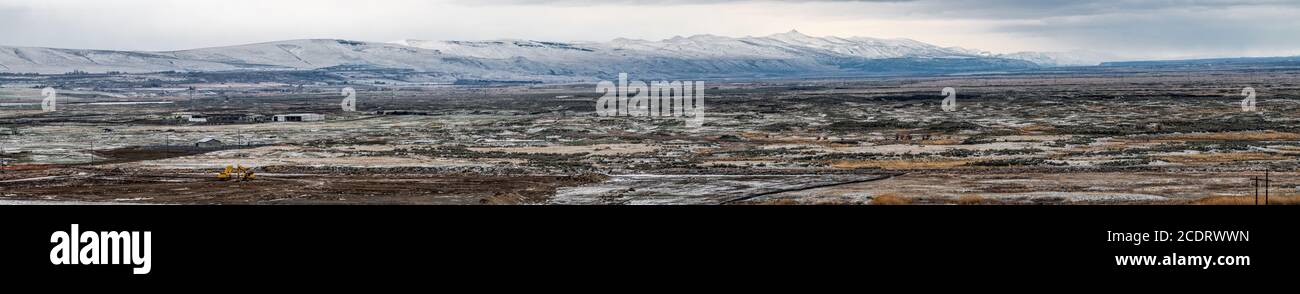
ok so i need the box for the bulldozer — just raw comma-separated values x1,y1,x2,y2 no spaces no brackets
217,165,256,181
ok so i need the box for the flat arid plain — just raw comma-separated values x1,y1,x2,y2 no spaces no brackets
2,67,1298,205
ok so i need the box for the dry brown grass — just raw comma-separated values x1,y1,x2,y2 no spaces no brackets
1195,194,1300,205
1156,152,1287,163
869,193,912,205
738,131,781,142
1017,124,1056,133
832,159,973,170
1149,131,1300,142
920,139,963,145
957,194,986,205
479,192,528,205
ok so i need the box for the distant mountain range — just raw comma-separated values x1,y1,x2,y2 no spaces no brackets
0,30,1122,81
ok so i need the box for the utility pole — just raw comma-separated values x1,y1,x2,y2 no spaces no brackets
1252,176,1259,205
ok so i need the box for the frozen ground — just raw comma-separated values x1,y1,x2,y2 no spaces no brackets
2,69,1298,204
551,174,893,205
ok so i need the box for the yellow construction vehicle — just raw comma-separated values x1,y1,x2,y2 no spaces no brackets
217,165,256,181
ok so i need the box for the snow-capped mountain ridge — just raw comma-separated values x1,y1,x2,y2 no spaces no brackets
0,32,1108,80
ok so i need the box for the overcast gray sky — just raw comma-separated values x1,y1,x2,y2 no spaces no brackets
1,0,1298,59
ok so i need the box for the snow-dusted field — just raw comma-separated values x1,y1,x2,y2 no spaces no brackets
551,174,890,205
